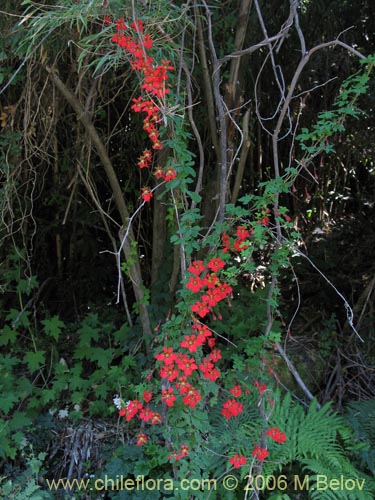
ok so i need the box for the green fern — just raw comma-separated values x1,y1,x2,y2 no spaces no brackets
345,398,375,474
263,392,375,500
208,393,261,455
0,478,52,500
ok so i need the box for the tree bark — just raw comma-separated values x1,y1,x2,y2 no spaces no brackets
45,66,152,337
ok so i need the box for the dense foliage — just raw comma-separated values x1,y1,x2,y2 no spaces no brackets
1,0,375,499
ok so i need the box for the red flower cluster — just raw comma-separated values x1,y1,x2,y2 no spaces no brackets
137,149,152,169
154,321,221,410
187,258,232,319
119,399,142,421
111,18,175,200
179,323,212,352
143,390,152,403
230,384,242,397
257,208,271,227
141,186,152,202
228,426,286,467
136,433,148,446
252,447,269,461
254,380,267,394
169,444,189,461
199,357,220,382
119,398,162,426
229,453,247,469
221,399,244,419
266,427,286,443
164,166,177,182
162,388,176,407
182,386,201,407
221,225,253,253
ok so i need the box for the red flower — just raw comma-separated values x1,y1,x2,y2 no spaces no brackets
230,385,242,397
130,19,143,32
150,412,162,425
152,139,163,150
131,96,144,112
222,233,231,252
155,346,177,365
162,388,176,407
205,273,219,289
252,447,269,461
236,226,250,241
254,381,267,394
165,167,177,182
136,433,148,446
176,353,198,376
199,358,214,371
143,33,153,49
207,337,216,348
192,323,212,340
229,453,247,469
161,59,175,71
199,357,220,381
159,363,179,382
138,159,149,169
198,331,211,345
176,377,192,395
191,300,210,318
202,289,220,307
209,349,222,362
178,444,189,458
234,239,247,252
139,407,154,422
222,399,243,419
141,187,152,202
186,276,205,293
116,18,126,31
141,149,152,161
188,260,205,276
124,399,143,422
143,390,153,403
266,427,286,443
202,366,220,382
182,387,201,407
169,444,189,461
215,282,232,300
180,334,203,353
154,166,165,179
207,257,225,272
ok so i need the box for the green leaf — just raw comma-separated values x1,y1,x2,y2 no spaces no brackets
187,190,202,203
8,411,32,430
0,325,17,346
268,331,281,343
0,355,20,372
41,315,64,341
40,389,57,404
6,308,30,327
23,351,45,372
89,347,114,369
0,392,20,414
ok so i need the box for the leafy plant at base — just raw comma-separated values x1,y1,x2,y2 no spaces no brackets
261,392,375,500
0,252,142,462
0,443,53,500
344,398,375,475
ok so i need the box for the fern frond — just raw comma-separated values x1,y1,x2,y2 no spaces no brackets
345,398,375,474
263,391,375,500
